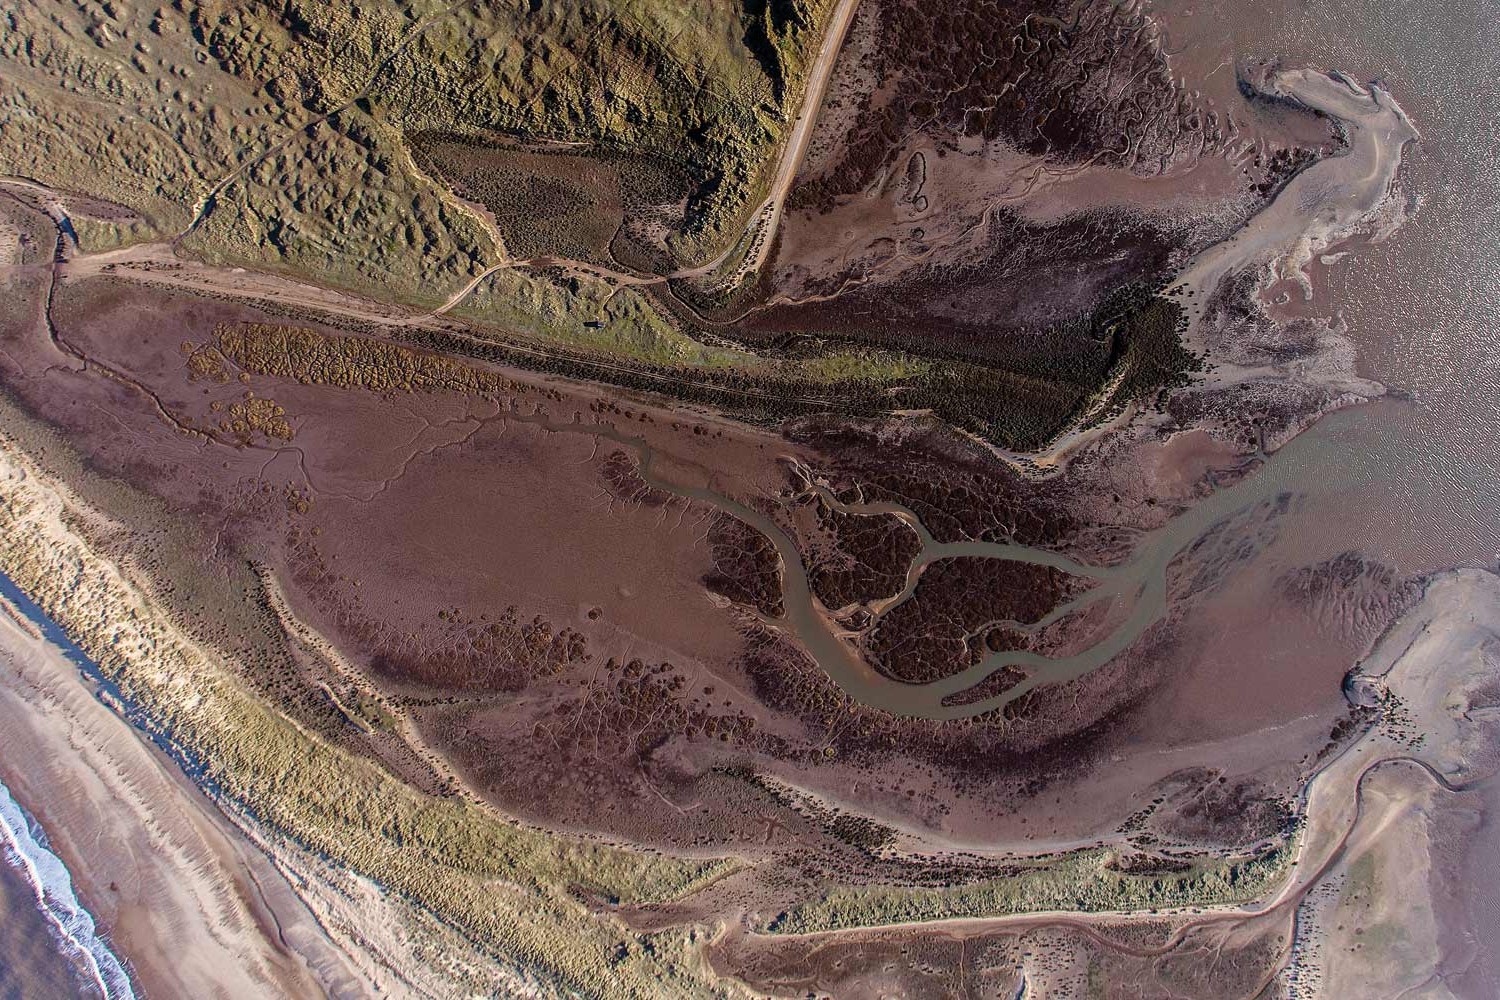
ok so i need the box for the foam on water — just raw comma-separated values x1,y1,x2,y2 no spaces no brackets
0,781,136,1000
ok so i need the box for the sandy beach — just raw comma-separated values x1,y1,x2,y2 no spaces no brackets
0,590,367,999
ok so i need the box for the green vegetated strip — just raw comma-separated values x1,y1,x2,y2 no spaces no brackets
770,845,1292,935
660,263,1198,448
406,314,1151,452
213,316,937,424
212,273,1187,455
0,454,737,996
214,315,1087,460
911,286,1198,447
449,285,1193,452
214,322,530,393
907,285,1199,446
1108,295,1201,409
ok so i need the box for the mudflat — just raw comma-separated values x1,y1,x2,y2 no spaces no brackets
0,0,1495,995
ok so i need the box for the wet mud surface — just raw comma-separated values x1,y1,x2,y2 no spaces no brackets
0,0,1454,990
0,251,1407,888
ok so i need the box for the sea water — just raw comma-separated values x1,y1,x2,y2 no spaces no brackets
0,782,135,1000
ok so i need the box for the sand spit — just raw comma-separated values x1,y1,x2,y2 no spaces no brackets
1275,568,1500,997
1180,67,1418,371
965,67,1417,476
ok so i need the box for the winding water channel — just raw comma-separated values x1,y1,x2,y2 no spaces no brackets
519,403,1377,721
505,68,1418,721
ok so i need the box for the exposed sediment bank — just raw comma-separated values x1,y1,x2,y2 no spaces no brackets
1275,568,1500,995
954,66,1416,479
1177,67,1418,359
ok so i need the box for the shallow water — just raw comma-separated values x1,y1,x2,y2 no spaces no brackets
0,852,87,1000
519,399,1381,718
0,781,134,1000
1169,3,1500,992
570,7,1500,721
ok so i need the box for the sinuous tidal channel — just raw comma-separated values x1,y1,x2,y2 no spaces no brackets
511,68,1419,721
523,405,1378,720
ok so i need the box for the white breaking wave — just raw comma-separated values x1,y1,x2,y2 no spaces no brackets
0,781,136,1000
